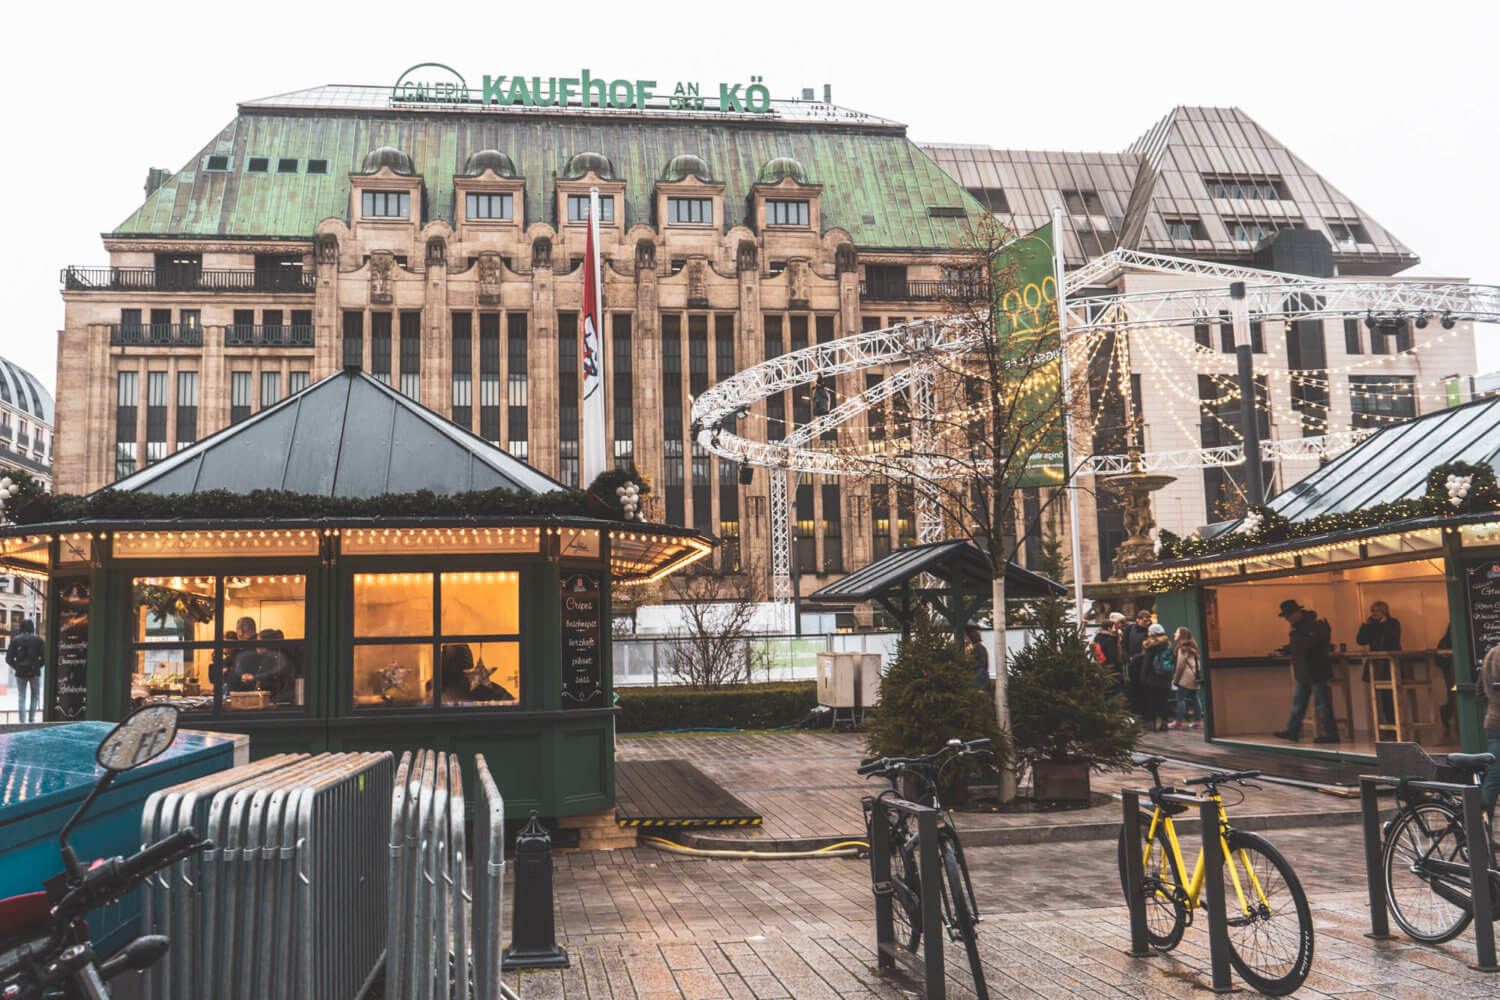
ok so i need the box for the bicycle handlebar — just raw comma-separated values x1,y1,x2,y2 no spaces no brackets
857,739,993,778
1183,769,1261,786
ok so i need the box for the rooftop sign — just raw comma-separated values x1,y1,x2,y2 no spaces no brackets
391,63,774,114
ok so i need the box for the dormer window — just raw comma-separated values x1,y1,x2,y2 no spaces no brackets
363,191,410,218
667,197,713,225
567,194,613,223
766,200,810,227
467,193,513,220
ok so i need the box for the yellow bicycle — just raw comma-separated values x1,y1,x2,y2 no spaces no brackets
1117,755,1314,997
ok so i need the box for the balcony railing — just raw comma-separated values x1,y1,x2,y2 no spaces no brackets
224,324,315,347
62,266,315,293
859,279,991,302
109,323,205,347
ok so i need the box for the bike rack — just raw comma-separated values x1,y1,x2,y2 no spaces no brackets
1120,788,1236,994
866,794,980,999
1357,773,1500,972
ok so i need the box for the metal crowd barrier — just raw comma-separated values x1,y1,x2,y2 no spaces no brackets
386,750,519,1000
140,751,394,1000
1120,788,1236,993
472,753,512,1000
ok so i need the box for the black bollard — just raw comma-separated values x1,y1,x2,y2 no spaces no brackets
502,811,570,970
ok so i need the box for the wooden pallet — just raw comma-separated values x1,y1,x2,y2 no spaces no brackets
615,759,762,828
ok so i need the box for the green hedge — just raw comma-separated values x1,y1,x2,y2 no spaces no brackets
616,681,817,732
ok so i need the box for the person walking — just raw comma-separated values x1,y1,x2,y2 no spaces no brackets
1123,608,1154,717
1171,627,1203,730
6,619,46,724
1356,600,1402,651
1093,616,1124,690
1273,599,1339,743
964,624,990,693
1140,623,1175,731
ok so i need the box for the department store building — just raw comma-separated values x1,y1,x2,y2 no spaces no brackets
55,79,1477,595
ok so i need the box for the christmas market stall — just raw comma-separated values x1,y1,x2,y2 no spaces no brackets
0,371,711,826
1130,395,1500,759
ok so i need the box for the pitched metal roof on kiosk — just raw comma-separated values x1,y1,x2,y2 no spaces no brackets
806,539,1065,603
1264,395,1500,524
104,369,566,497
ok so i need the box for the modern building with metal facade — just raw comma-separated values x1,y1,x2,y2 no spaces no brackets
55,92,1478,597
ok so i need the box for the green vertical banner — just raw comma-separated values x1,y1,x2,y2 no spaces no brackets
1445,376,1463,408
991,223,1064,487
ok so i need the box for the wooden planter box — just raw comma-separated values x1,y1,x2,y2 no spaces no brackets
1032,759,1091,802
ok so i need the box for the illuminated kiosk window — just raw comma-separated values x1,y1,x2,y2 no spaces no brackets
130,574,307,714
352,571,521,710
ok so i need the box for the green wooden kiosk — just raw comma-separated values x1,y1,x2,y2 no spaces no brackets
0,371,712,824
1130,396,1500,760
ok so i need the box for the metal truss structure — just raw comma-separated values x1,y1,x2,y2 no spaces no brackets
692,251,1498,616
1061,278,1500,333
1072,429,1376,475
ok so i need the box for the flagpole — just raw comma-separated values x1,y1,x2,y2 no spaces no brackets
1053,206,1088,625
581,186,607,486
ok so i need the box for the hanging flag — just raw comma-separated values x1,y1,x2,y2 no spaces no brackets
992,222,1065,487
581,187,607,486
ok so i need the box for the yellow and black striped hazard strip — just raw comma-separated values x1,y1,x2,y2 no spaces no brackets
617,816,763,828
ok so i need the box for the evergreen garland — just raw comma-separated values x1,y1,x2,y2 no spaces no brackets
32,486,595,524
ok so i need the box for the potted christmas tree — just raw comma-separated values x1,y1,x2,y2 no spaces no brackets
1009,598,1140,802
864,608,1005,801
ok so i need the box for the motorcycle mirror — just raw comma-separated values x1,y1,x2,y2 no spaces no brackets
96,705,180,772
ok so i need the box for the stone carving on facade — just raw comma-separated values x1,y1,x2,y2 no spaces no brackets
316,233,339,266
532,237,552,271
426,237,446,269
789,260,811,306
687,259,708,304
737,240,757,273
635,239,656,275
835,243,857,275
368,252,395,305
477,253,503,305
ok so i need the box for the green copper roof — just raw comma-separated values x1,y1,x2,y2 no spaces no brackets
114,105,984,250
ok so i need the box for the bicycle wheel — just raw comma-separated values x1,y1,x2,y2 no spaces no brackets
1222,831,1314,997
1382,799,1474,944
889,832,923,952
940,836,986,995
1116,818,1187,950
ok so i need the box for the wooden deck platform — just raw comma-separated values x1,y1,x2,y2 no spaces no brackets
615,759,762,829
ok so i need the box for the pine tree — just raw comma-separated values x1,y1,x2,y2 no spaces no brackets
864,608,1005,772
1008,597,1140,776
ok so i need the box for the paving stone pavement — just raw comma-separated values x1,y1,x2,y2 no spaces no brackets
616,731,1362,848
503,822,1500,999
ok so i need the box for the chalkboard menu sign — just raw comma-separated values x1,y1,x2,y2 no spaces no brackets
560,572,603,708
52,576,90,720
1463,559,1500,662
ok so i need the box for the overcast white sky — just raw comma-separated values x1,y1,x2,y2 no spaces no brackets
5,0,1497,393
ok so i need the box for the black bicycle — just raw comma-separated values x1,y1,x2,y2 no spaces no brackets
1381,751,1500,943
859,738,992,992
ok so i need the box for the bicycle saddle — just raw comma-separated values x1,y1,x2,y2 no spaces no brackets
1134,755,1167,768
1445,752,1496,773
